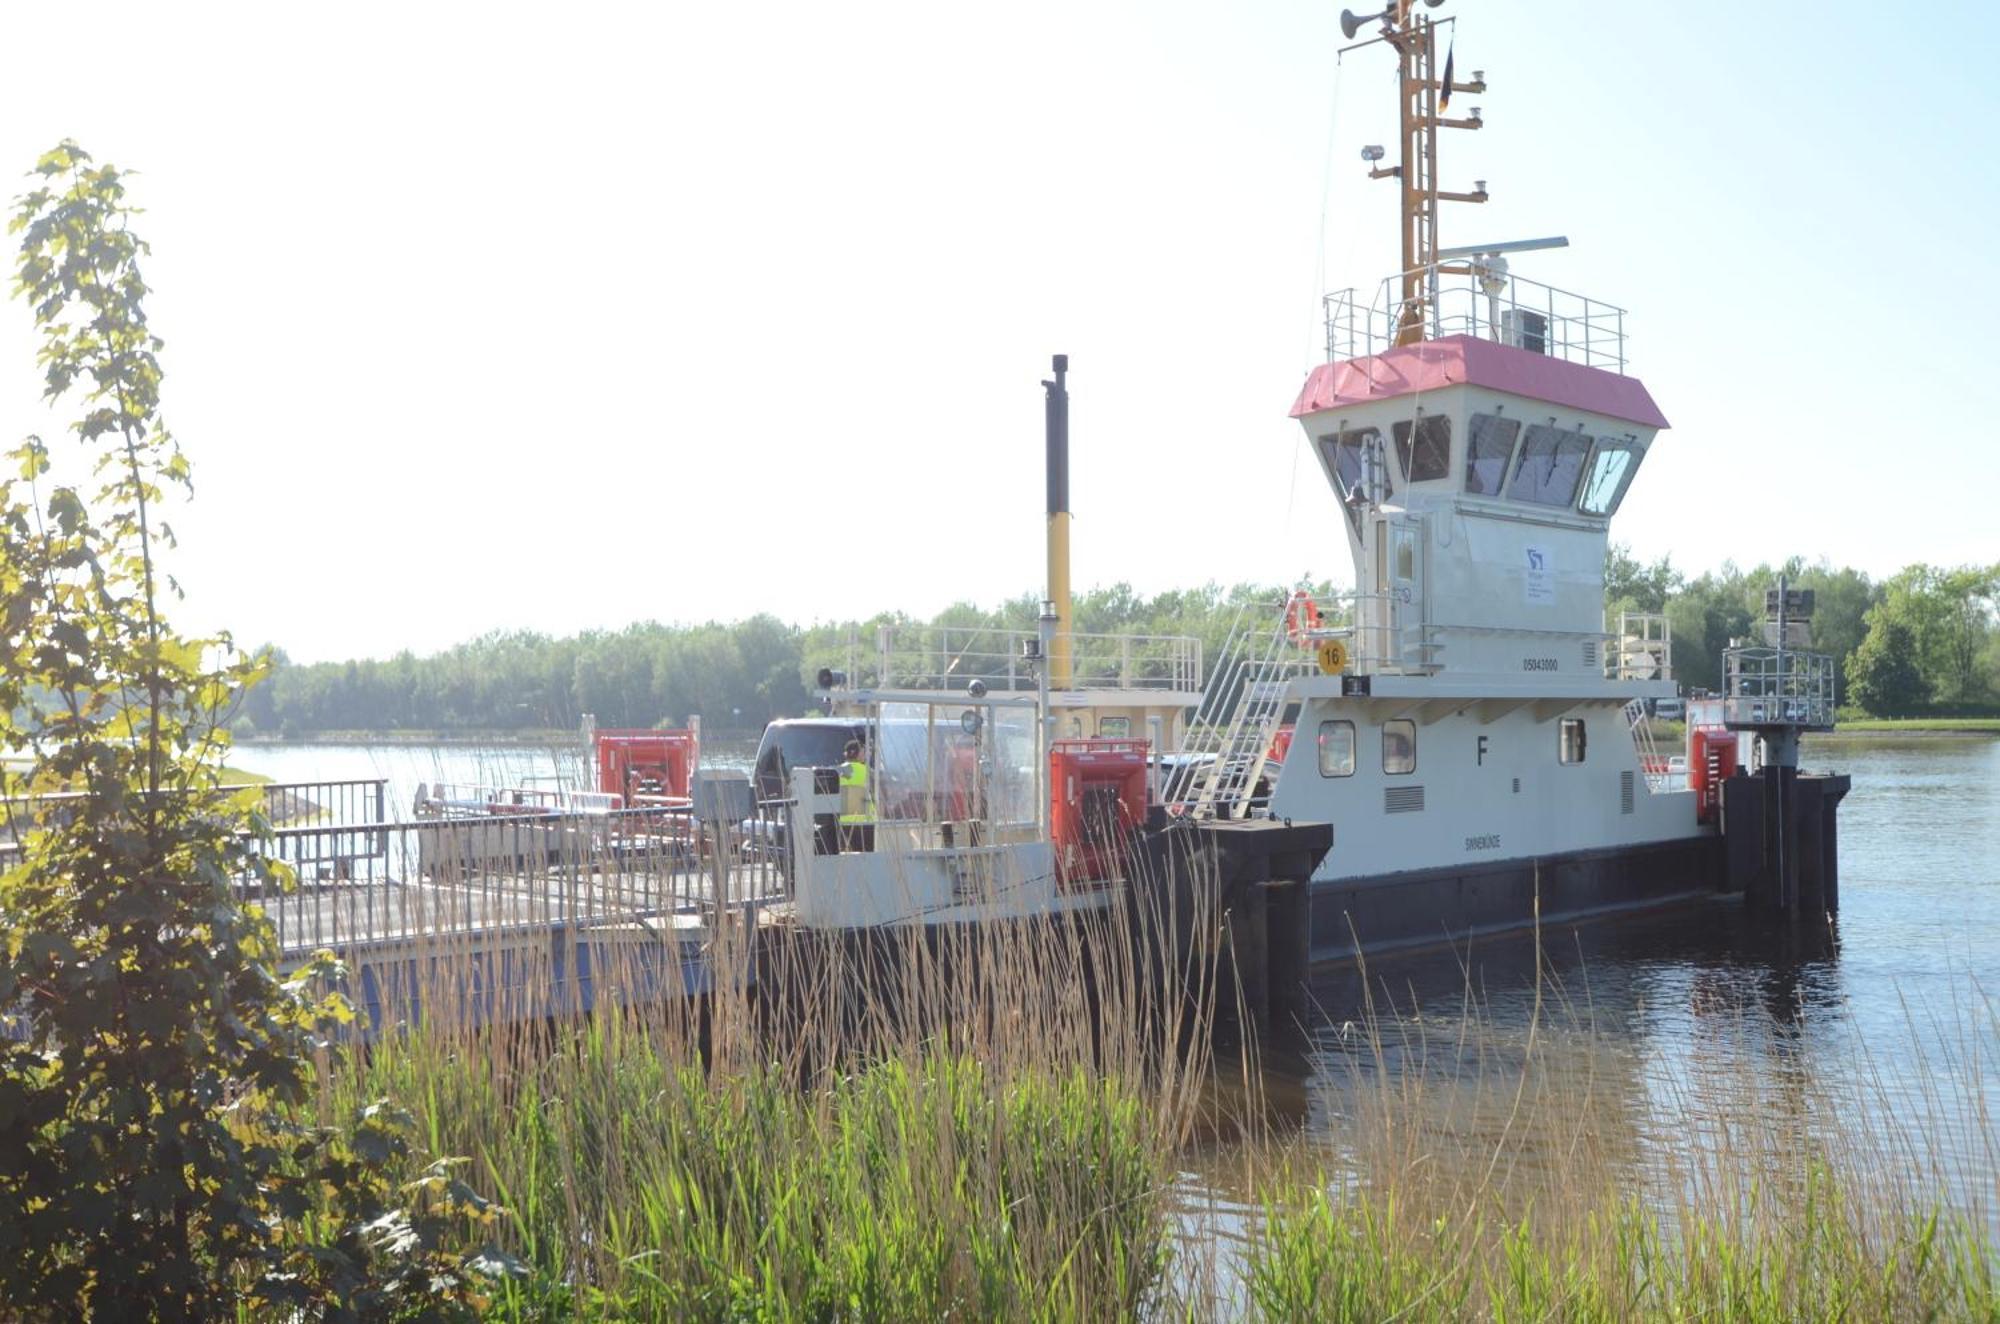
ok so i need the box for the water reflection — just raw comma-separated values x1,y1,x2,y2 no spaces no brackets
1264,734,2000,1229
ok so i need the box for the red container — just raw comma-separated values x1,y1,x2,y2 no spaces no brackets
1688,725,1738,825
595,728,699,807
1049,738,1150,889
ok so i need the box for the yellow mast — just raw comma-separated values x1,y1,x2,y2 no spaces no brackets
1352,1,1488,345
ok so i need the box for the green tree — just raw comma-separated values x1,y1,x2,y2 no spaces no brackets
1846,614,1928,716
1604,542,1682,615
1871,564,1998,709
0,142,510,1319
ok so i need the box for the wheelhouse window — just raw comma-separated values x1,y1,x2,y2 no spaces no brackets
1317,720,1356,777
1507,424,1592,507
1382,719,1416,775
1465,413,1521,496
1559,718,1587,764
1577,438,1643,517
1392,414,1452,484
1317,428,1392,534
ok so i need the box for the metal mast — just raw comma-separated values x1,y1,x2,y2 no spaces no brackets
1346,1,1488,345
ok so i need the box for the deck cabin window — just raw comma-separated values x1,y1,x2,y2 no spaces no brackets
1318,428,1392,533
1317,720,1356,777
1465,413,1520,495
1392,415,1452,484
1098,716,1130,737
1559,717,1587,764
1507,424,1592,507
1382,719,1417,775
1577,438,1643,517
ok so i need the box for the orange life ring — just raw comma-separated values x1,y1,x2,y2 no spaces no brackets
1285,592,1321,645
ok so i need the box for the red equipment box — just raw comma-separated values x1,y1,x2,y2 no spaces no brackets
1049,737,1150,889
594,728,699,808
1688,724,1738,825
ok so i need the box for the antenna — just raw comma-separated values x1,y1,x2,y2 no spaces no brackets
1433,236,1569,260
1346,0,1490,346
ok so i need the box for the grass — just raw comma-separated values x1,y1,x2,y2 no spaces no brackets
1245,1178,1998,1323
308,835,1229,1320
282,833,2000,1321
1225,933,2000,1323
1830,717,2000,734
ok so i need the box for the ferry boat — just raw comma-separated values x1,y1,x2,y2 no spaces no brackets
779,0,1847,958
434,2,1840,980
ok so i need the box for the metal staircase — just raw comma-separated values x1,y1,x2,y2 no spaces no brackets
1623,698,1666,790
1176,595,1314,820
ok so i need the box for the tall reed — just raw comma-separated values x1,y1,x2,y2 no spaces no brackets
1237,939,2000,1323
318,828,1232,1319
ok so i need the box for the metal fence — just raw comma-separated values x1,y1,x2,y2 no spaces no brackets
1,777,388,864
247,802,793,956
834,625,1205,694
1722,647,1837,731
1326,263,1629,372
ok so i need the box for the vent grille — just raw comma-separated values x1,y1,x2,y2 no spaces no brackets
1385,785,1426,814
1621,770,1635,814
1582,640,1599,671
1512,777,1521,794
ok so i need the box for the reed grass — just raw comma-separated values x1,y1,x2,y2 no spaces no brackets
311,830,1229,1319
1234,941,2000,1323
297,825,1999,1321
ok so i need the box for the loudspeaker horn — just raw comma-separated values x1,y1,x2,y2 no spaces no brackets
1340,7,1386,39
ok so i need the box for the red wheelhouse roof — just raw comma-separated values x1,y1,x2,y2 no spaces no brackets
1289,334,1670,430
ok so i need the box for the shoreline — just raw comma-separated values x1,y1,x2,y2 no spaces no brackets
1823,719,2000,737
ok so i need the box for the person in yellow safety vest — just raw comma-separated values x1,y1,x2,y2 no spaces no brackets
837,739,875,853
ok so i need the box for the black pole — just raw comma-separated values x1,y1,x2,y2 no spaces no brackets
1043,353,1069,518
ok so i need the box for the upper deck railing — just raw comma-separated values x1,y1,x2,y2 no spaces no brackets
835,625,1204,694
1721,647,1837,732
1325,262,1629,374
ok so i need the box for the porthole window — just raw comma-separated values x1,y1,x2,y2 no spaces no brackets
1383,719,1417,775
1559,718,1587,764
1317,720,1356,777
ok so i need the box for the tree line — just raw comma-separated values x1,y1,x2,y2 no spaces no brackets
236,582,1321,738
239,555,2000,738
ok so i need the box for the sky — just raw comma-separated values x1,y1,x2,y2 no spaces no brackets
1,1,1996,663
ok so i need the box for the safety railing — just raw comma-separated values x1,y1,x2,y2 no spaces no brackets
1325,263,1628,373
1721,647,1837,731
245,803,792,956
1285,589,1445,677
832,625,1204,694
1608,612,1673,682
416,782,627,818
1,777,388,863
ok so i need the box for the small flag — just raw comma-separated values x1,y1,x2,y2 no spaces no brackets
1440,42,1455,111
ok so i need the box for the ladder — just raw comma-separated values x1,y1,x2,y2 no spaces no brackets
1176,595,1313,820
1623,698,1667,790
